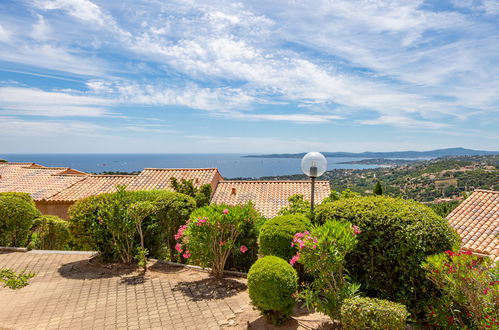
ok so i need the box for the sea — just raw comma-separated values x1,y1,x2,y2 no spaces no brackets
0,154,378,179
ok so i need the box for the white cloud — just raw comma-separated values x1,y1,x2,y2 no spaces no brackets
231,113,342,123
0,86,115,117
359,116,450,130
34,0,110,27
0,24,9,42
31,14,50,40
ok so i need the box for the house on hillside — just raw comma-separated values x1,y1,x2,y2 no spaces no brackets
211,180,331,218
447,189,498,261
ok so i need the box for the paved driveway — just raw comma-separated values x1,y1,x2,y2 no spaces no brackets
0,251,249,330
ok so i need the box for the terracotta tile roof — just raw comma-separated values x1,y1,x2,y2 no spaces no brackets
0,163,88,201
447,189,499,261
47,175,135,202
47,168,223,202
211,180,331,218
129,168,222,191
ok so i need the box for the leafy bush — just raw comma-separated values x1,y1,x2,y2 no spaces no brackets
170,177,212,208
0,192,33,203
259,214,311,261
29,215,71,250
294,220,360,318
0,194,40,247
427,200,461,217
278,194,311,217
315,196,460,314
341,297,409,330
0,268,35,289
247,256,298,325
176,203,260,276
226,213,265,273
422,250,499,329
69,188,195,263
151,191,196,262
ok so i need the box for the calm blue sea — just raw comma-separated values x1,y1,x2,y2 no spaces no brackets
0,154,378,178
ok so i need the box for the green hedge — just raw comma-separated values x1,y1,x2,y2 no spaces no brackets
258,214,311,261
69,188,195,262
315,196,460,313
0,193,40,247
341,297,409,330
247,256,298,325
29,215,71,250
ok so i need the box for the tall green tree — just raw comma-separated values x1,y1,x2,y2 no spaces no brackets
373,181,383,196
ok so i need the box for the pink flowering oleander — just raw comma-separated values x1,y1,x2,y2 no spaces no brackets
196,217,207,226
240,245,248,253
223,209,229,215
352,225,361,235
182,250,191,259
219,241,225,246
175,243,183,253
174,225,188,240
290,252,300,265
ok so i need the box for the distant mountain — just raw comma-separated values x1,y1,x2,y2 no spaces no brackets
244,148,499,159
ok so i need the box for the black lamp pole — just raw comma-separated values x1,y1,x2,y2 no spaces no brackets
310,165,318,214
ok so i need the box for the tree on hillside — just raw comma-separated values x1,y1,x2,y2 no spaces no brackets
373,181,383,196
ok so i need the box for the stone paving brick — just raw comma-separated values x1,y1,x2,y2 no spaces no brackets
0,251,250,330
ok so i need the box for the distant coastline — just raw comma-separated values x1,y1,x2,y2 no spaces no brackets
243,147,499,159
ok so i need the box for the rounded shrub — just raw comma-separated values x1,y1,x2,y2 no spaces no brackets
341,297,409,330
259,214,311,260
315,196,460,313
247,256,298,325
0,194,40,247
29,215,71,250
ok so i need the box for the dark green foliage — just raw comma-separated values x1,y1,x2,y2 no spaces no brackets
0,194,41,247
0,269,35,289
29,215,71,250
226,210,264,273
315,196,460,314
427,200,461,217
259,214,311,260
248,256,298,325
373,181,383,195
0,192,33,203
341,297,409,330
170,177,212,208
278,194,311,217
69,188,195,263
152,192,196,262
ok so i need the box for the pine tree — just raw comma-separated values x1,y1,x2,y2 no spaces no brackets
373,181,383,196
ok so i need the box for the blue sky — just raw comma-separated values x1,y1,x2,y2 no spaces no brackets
0,0,498,153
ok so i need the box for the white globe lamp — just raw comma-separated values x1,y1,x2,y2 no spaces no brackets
301,152,328,213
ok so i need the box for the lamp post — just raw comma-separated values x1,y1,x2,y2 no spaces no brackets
301,152,328,214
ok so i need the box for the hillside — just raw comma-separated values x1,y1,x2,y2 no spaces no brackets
256,155,499,203
244,147,499,159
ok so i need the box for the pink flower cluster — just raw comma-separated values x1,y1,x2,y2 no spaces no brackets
196,217,208,226
352,225,361,236
175,243,183,253
174,224,188,241
289,231,317,265
182,250,191,259
291,231,317,250
290,252,300,265
223,209,229,215
240,245,248,253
